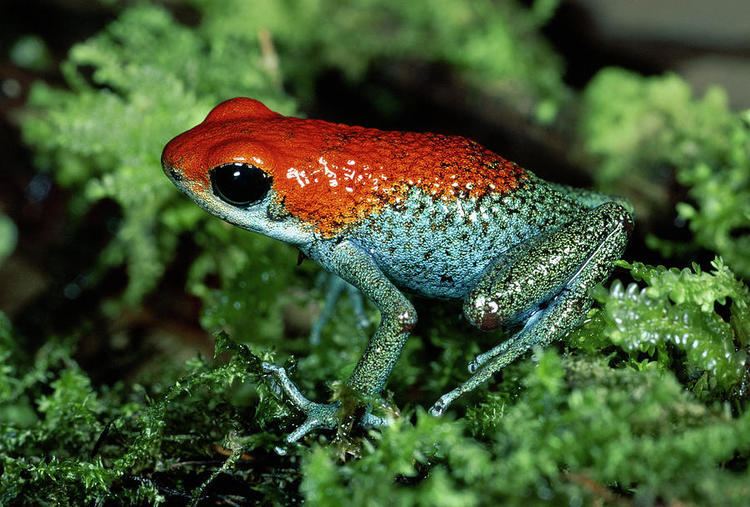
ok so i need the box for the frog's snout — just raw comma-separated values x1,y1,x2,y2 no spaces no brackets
161,157,184,184
166,165,184,182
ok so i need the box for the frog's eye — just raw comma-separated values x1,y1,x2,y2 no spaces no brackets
210,163,272,207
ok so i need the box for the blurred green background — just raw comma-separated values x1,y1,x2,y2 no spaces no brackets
1,1,749,505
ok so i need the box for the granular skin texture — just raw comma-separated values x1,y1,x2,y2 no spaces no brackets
162,98,526,236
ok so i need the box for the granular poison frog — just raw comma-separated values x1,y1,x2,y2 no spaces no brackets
162,98,633,443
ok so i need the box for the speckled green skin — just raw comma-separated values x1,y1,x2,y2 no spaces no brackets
250,175,634,443
166,159,633,443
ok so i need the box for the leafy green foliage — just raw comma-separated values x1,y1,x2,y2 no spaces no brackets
676,119,750,277
192,0,566,120
0,213,16,265
5,318,750,505
302,413,487,506
301,351,750,506
579,68,750,276
0,331,121,504
580,69,735,190
22,5,295,307
569,258,749,397
10,251,748,504
0,321,290,504
188,221,300,343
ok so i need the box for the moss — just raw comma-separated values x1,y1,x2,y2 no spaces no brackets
0,324,287,504
580,69,750,276
580,69,735,190
0,214,15,265
192,0,566,119
569,258,749,399
3,255,749,503
299,350,750,506
21,5,295,306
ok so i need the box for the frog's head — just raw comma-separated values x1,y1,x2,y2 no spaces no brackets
161,98,315,245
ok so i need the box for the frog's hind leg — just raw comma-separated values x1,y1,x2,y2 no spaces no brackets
429,202,633,416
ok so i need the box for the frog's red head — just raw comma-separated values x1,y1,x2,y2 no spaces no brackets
161,98,317,244
162,97,281,201
163,97,526,239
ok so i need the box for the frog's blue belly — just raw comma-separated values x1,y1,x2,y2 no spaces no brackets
349,185,585,299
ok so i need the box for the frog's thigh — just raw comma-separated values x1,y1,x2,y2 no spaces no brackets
464,201,633,333
431,203,632,415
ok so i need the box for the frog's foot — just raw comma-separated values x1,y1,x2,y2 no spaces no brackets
428,390,458,417
262,362,389,443
430,333,531,417
262,362,336,442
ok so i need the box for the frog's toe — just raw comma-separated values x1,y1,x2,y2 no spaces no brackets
467,356,483,373
429,396,449,417
286,402,339,443
468,351,495,373
262,362,315,412
468,336,517,373
361,411,390,428
262,361,393,444
283,403,392,445
429,388,463,417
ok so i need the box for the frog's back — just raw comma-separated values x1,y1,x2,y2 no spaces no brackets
349,175,592,299
275,122,593,298
247,119,528,238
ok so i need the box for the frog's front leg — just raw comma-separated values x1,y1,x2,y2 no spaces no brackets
267,240,415,442
308,273,367,345
430,201,633,415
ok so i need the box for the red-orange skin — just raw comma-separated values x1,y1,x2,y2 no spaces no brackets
163,98,526,236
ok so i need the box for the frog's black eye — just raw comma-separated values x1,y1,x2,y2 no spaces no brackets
210,163,272,207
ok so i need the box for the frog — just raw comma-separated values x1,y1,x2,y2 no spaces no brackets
162,97,633,443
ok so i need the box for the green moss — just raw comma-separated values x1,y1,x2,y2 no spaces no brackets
192,0,566,119
0,321,286,504
568,258,749,398
188,222,301,344
21,5,295,306
301,413,489,506
580,69,735,190
463,352,750,506
579,69,750,276
676,122,750,277
299,351,750,506
3,253,750,503
0,214,16,265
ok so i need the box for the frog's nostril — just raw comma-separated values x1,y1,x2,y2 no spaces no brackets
168,166,183,182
